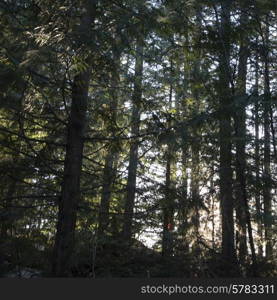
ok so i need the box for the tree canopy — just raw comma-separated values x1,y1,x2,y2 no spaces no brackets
0,0,276,278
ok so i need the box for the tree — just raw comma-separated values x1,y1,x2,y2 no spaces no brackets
217,0,239,275
262,15,273,260
52,0,96,276
234,4,249,268
122,29,144,245
97,40,121,239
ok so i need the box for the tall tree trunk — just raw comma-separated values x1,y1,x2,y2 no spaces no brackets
218,0,239,275
254,53,263,257
162,63,176,257
234,8,248,267
177,29,190,251
234,26,258,273
52,1,95,277
190,8,202,245
263,19,272,259
98,48,121,239
122,36,144,244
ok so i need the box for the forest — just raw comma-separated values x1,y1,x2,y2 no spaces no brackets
0,0,276,278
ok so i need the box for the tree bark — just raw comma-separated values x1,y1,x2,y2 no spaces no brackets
162,63,176,257
52,1,95,277
122,36,144,244
98,48,120,238
177,27,190,251
191,9,202,244
218,0,239,275
253,52,263,257
262,18,273,259
234,8,248,267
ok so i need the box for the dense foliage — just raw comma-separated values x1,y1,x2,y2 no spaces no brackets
0,0,276,277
